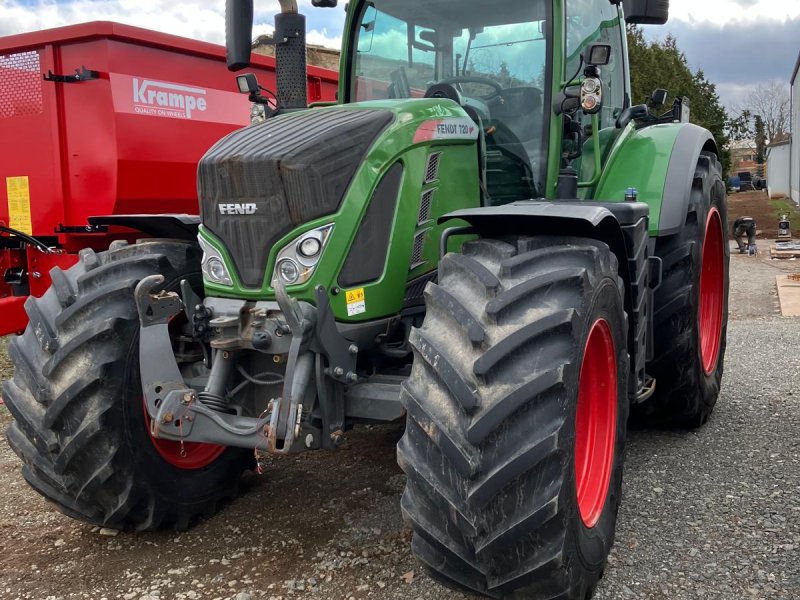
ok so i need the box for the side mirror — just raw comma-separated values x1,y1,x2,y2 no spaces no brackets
312,0,338,6
651,88,668,106
226,0,254,71
419,30,438,45
623,0,669,25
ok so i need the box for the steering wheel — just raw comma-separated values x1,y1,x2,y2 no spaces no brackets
437,76,504,99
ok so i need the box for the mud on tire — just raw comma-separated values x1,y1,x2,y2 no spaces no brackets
2,240,254,531
398,236,629,599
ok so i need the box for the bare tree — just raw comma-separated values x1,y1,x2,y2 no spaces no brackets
732,81,791,143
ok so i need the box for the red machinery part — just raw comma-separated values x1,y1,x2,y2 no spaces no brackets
0,22,339,336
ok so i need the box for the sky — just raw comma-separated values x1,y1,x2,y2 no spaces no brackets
1,0,799,110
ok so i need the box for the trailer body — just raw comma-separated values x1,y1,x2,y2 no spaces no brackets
0,22,338,335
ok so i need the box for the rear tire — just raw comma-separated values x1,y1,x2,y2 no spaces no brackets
2,240,254,531
635,151,729,427
398,236,629,599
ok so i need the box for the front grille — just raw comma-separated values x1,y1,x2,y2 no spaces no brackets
0,51,43,119
198,108,394,288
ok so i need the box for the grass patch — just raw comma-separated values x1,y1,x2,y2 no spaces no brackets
770,198,800,223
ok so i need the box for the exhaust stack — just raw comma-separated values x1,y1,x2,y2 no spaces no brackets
274,7,308,109
226,0,308,110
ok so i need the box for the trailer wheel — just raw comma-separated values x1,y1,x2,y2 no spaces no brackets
398,236,628,599
636,151,729,427
2,241,254,531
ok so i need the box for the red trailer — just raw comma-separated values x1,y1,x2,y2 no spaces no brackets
0,21,338,336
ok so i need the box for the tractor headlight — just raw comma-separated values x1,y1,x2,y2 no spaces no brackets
298,236,322,259
198,234,233,286
276,258,300,284
272,224,333,287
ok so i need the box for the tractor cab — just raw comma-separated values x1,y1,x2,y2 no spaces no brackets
344,0,637,204
349,0,549,204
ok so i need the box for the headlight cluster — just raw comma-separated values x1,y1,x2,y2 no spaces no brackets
198,234,233,286
272,224,334,287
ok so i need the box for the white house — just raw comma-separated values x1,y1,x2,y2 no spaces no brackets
792,53,800,203
767,139,791,197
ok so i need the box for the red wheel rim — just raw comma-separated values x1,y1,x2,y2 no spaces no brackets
699,207,724,375
143,400,225,469
575,319,617,529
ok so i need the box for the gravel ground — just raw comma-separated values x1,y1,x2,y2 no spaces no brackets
727,241,799,320
0,255,799,600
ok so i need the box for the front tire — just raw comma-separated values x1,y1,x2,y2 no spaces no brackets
2,240,254,531
398,236,629,599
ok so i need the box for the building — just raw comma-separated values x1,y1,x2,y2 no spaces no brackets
767,139,791,197
729,139,759,177
792,54,800,204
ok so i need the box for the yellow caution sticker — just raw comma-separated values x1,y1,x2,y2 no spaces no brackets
6,176,32,236
345,287,366,317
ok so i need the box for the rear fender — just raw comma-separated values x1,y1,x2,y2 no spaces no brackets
595,123,718,236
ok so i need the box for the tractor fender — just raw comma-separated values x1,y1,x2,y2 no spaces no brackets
88,214,200,241
440,200,648,290
595,123,718,236
440,200,653,398
659,125,718,236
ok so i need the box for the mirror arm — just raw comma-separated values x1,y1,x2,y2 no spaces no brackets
616,104,649,129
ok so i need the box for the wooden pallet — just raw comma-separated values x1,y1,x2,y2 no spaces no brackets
777,275,800,316
770,243,800,259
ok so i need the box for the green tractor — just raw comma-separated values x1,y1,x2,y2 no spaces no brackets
3,0,728,597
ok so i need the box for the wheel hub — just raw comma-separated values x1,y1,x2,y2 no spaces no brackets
142,399,225,469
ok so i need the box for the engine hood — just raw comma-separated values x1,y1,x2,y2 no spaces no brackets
198,107,394,287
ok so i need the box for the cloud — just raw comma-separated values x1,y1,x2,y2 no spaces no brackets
668,0,800,26
641,16,800,108
3,0,798,113
0,0,345,48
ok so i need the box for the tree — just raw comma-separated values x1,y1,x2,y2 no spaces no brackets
727,81,791,145
626,26,732,174
739,82,791,143
727,109,753,142
754,115,766,177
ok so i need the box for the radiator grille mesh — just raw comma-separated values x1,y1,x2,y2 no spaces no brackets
424,152,441,184
410,230,427,269
418,189,435,224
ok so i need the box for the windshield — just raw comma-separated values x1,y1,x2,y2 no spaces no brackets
350,0,550,201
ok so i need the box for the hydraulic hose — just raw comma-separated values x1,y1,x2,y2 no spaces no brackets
0,225,53,253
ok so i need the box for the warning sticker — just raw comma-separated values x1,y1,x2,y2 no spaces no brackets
413,118,479,144
345,288,366,317
6,176,32,235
